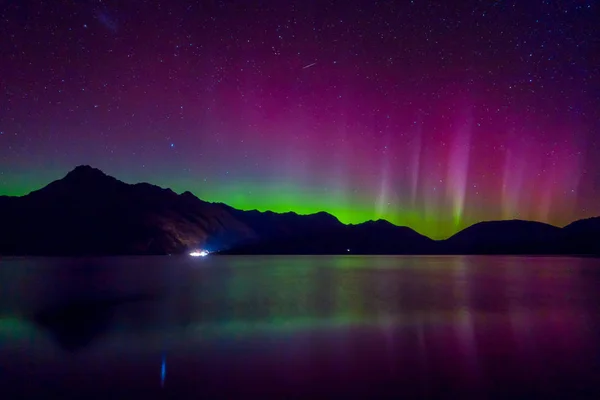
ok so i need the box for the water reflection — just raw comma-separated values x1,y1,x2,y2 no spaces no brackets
0,256,599,397
32,293,157,351
160,353,166,388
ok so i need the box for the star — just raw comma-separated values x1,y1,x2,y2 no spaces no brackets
0,0,597,238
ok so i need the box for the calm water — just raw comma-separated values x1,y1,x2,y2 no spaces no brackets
1,256,600,399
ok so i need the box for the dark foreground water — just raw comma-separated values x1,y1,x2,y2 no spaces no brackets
1,256,600,399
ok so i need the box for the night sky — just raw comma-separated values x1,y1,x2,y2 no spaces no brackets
1,1,599,239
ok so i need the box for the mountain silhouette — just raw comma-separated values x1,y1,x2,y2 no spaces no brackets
559,217,600,254
441,220,563,254
0,166,598,255
223,219,435,255
0,166,340,255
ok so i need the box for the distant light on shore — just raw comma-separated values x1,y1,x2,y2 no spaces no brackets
189,250,209,257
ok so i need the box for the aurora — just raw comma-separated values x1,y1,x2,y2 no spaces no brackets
0,1,597,240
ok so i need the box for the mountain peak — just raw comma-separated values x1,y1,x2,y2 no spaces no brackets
59,165,121,189
66,165,108,179
181,190,197,199
357,219,396,227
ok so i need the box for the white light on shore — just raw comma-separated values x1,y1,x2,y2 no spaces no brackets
189,250,209,257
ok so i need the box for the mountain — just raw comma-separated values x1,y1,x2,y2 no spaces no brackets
0,166,598,256
224,218,600,256
0,165,337,255
442,220,563,254
222,219,435,255
0,165,246,255
226,208,343,239
559,217,600,255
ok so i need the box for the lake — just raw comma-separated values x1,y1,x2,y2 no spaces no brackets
1,256,600,398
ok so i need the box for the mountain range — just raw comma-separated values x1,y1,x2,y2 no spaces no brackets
0,165,598,256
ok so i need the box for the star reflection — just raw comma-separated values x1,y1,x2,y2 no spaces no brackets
161,354,166,388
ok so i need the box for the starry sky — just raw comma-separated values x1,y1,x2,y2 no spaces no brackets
1,0,599,239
